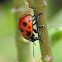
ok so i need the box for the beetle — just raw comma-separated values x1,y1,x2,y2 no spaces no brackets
18,12,44,42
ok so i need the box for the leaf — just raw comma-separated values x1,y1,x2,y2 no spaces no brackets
51,29,62,45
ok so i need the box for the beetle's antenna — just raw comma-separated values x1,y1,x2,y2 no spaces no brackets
33,42,34,57
33,42,36,57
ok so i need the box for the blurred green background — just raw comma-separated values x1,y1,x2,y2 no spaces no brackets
0,0,62,62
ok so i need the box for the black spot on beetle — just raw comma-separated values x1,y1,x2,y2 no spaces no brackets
28,26,31,28
19,28,23,32
23,22,27,26
26,31,31,37
28,18,30,22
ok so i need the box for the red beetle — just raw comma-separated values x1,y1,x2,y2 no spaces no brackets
18,12,44,42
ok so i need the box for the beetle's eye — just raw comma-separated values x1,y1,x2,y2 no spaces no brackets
23,22,27,26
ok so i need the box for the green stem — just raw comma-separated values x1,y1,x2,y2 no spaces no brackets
13,0,32,62
26,0,54,62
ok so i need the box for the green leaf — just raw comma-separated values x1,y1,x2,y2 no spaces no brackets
51,29,62,45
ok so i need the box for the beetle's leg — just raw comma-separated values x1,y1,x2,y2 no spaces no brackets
33,29,38,33
33,18,35,21
37,25,44,32
33,12,43,25
31,34,43,42
33,36,43,43
32,14,35,21
33,25,44,33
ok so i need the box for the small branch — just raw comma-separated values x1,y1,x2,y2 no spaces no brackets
26,0,54,62
11,8,32,13
13,0,32,62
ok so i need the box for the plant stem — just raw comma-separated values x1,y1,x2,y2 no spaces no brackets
26,0,54,62
13,0,32,62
